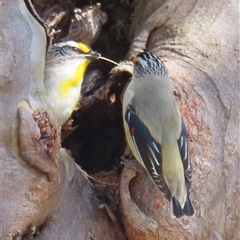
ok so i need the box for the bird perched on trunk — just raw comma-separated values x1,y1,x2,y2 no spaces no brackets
122,51,194,218
44,41,100,127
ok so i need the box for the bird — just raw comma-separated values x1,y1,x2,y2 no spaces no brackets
44,41,101,127
122,51,194,218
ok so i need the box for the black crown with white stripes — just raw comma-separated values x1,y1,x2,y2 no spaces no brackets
134,52,168,77
48,44,82,59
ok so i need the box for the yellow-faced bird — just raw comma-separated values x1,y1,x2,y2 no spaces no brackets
44,41,100,127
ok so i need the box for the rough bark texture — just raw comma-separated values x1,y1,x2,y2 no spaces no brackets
0,0,125,239
1,0,239,240
1,1,56,238
120,0,239,240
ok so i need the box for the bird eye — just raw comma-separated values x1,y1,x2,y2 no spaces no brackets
73,47,78,51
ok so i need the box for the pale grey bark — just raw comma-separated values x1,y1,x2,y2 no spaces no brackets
0,1,124,239
120,0,239,240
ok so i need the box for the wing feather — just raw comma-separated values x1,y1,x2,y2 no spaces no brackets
125,106,171,201
177,119,192,186
176,118,194,216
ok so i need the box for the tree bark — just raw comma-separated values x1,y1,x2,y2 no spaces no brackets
0,1,124,239
1,0,239,240
120,0,239,239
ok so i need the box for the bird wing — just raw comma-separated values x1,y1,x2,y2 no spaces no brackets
174,118,194,217
125,105,171,201
176,118,192,190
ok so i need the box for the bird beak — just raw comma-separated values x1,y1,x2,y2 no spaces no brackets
86,50,101,60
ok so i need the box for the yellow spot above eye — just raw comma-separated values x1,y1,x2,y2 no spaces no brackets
60,59,90,96
131,55,138,62
77,42,91,53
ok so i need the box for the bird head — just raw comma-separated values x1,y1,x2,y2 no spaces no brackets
47,41,101,61
44,41,101,126
131,51,168,77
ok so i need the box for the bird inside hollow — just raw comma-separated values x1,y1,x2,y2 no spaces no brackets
122,51,194,218
44,41,101,127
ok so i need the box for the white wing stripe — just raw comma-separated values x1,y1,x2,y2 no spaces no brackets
127,112,131,121
184,139,188,160
152,141,160,153
148,146,160,166
150,159,159,176
187,157,191,170
180,136,183,148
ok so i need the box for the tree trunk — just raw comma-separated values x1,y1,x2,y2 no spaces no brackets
0,0,124,239
120,0,239,239
1,0,239,240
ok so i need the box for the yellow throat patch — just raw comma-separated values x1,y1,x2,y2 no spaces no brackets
60,59,90,96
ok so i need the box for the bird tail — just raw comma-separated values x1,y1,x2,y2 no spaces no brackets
172,194,194,218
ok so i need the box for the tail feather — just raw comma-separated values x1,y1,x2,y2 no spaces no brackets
172,197,184,218
183,194,194,216
172,195,194,218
